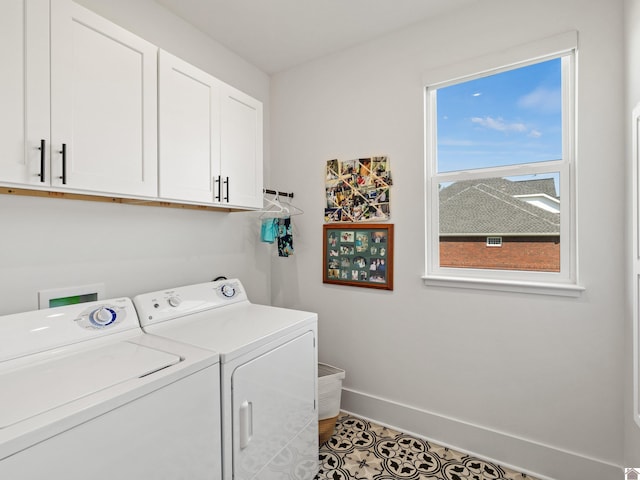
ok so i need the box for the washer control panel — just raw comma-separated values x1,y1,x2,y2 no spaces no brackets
1,297,139,362
133,279,248,327
75,302,127,330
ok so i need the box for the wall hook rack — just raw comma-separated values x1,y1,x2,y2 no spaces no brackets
263,188,294,199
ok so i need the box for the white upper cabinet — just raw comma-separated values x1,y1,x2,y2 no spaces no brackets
159,50,263,209
2,1,261,208
50,1,158,197
220,84,263,209
0,0,50,186
158,50,222,203
1,0,157,198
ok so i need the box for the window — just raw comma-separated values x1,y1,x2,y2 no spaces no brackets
423,33,582,296
486,237,502,247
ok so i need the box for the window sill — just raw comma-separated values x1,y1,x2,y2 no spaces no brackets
422,275,584,297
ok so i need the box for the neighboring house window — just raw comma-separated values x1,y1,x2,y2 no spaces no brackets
486,237,502,247
423,33,582,296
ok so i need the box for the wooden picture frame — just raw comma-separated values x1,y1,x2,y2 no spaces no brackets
323,223,394,290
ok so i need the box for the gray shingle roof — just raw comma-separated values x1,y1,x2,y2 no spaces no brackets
439,178,560,236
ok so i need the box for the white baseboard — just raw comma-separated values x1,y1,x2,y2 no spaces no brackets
341,387,622,480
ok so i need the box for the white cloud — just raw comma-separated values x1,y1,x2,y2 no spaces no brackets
528,129,542,138
470,116,543,138
518,87,561,113
471,116,527,133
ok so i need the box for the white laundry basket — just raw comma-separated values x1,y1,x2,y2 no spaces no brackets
318,363,345,444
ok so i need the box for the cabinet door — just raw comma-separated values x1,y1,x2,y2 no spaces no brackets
220,84,263,209
0,0,50,186
158,50,221,203
50,1,158,197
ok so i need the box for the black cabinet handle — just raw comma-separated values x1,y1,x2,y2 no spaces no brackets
215,175,221,201
38,139,45,182
224,176,229,202
60,143,67,185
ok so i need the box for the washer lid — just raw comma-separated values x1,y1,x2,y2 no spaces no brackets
0,341,180,428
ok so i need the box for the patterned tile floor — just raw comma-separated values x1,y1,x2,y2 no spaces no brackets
316,413,538,480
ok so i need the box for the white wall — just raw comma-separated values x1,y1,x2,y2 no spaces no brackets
271,0,627,478
0,0,272,315
625,0,640,467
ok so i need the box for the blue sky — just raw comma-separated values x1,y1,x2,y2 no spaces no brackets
436,58,562,173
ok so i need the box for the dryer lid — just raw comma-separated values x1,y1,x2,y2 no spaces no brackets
0,341,180,428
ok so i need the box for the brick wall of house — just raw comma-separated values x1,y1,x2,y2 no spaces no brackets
440,236,560,272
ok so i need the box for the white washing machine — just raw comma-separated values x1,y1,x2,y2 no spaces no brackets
0,297,222,480
133,279,318,480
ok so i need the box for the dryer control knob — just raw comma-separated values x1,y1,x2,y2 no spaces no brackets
221,284,236,298
167,296,182,307
90,307,116,327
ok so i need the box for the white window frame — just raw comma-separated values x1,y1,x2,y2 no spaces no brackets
631,103,640,428
422,32,583,297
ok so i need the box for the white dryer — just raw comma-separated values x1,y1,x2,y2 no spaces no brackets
0,297,221,480
133,279,318,480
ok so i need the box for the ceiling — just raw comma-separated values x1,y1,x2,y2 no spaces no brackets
155,0,478,74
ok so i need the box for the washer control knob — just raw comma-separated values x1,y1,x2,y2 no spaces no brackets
167,296,182,307
221,284,236,298
220,283,236,298
90,307,116,327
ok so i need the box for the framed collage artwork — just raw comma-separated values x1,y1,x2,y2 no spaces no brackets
325,156,392,223
323,223,394,290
